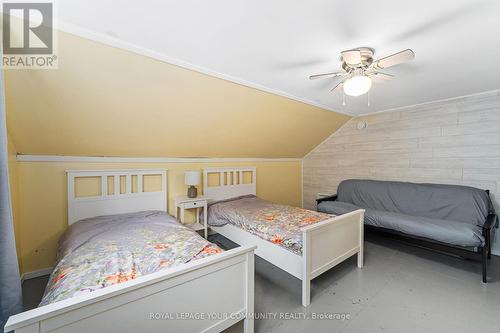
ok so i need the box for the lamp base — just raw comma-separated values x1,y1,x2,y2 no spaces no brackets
187,186,198,198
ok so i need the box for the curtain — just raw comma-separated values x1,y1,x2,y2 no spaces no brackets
0,73,22,329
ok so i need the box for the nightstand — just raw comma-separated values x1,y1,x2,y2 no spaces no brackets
174,196,209,238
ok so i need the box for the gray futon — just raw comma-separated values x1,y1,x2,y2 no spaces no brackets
317,179,498,282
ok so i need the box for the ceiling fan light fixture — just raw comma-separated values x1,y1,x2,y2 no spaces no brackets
343,74,372,97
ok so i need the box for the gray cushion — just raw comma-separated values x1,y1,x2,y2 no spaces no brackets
318,201,360,215
337,179,491,226
318,201,485,247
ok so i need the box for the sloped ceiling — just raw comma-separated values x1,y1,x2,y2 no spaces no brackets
4,31,350,158
55,0,500,114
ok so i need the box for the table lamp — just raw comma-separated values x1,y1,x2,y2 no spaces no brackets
185,170,200,198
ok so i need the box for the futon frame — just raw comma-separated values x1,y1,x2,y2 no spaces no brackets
317,191,498,283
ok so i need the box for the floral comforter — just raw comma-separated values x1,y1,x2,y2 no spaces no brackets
40,211,222,306
207,196,334,255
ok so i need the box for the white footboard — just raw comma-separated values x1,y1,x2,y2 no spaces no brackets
5,246,256,333
301,209,365,306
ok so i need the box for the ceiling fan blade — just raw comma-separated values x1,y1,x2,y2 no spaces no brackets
371,72,395,78
341,50,362,66
369,72,395,82
330,80,344,92
373,49,415,69
309,72,345,80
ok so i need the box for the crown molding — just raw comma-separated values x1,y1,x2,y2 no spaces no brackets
55,21,353,116
360,89,500,117
16,155,302,163
302,88,500,159
55,21,500,119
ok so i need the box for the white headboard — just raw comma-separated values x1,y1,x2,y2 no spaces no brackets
203,167,256,201
67,169,167,225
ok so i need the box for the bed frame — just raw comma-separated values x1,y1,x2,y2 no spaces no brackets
5,169,256,333
203,167,364,307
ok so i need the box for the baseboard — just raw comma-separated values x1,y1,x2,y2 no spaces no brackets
20,267,53,284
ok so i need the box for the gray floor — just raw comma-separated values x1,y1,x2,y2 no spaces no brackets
22,275,49,311
216,234,500,333
23,235,500,333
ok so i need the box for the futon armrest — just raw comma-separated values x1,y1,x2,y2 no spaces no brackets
316,194,338,205
483,214,498,231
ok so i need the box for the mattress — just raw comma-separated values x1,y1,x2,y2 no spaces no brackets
40,211,222,306
207,195,334,255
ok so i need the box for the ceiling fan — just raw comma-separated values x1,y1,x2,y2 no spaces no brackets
309,47,415,97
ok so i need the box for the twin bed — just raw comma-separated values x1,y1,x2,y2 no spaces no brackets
6,170,256,333
5,167,364,333
203,167,364,307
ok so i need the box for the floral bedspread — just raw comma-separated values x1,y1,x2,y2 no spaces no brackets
207,196,334,255
40,211,222,306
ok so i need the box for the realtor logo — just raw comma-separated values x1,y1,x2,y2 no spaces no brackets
2,1,57,68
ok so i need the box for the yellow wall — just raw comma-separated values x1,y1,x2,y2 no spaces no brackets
16,161,301,273
4,30,350,158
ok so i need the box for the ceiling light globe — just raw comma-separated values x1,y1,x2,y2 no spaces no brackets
343,75,372,97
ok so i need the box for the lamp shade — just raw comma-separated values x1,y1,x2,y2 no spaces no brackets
184,170,201,186
343,75,372,97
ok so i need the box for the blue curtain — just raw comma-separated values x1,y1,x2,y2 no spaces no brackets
0,73,23,329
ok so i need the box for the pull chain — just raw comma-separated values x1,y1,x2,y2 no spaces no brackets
342,90,346,106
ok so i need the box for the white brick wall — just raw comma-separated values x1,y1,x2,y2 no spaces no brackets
303,91,500,254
